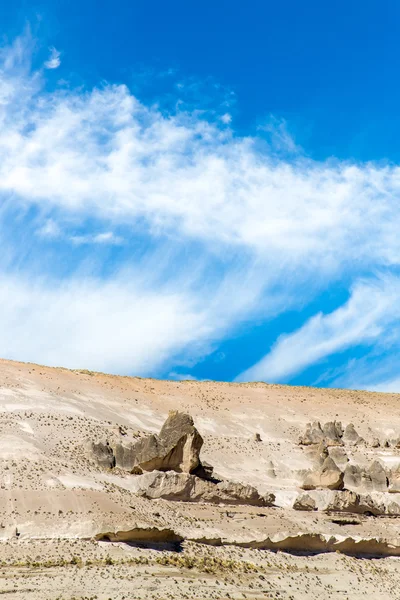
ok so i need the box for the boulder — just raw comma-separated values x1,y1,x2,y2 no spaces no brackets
114,411,204,474
136,471,275,506
302,457,344,491
86,441,115,469
342,423,364,446
326,490,360,513
344,461,388,493
371,438,380,448
367,461,388,492
344,464,362,490
299,421,324,445
322,421,343,445
328,446,349,469
358,494,385,516
293,493,316,511
326,491,385,516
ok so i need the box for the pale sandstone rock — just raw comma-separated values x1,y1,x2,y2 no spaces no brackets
86,440,115,469
342,423,364,446
114,411,204,474
293,493,316,511
136,471,275,506
299,421,324,445
302,457,344,491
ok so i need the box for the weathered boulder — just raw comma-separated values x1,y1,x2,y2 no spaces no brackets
358,494,385,516
136,471,275,506
344,461,388,493
323,421,343,445
302,457,344,491
326,491,385,516
299,421,324,445
114,411,204,474
344,464,362,490
371,438,380,448
293,493,316,511
326,490,360,513
299,421,344,446
342,423,364,446
328,446,349,469
86,441,115,469
367,460,388,492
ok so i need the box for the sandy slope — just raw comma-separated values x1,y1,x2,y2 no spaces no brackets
1,358,400,598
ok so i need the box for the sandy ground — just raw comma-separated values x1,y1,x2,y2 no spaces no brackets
1,358,400,597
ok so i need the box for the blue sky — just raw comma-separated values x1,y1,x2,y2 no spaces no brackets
2,1,400,390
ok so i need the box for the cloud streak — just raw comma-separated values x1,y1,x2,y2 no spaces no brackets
237,277,400,383
2,31,400,383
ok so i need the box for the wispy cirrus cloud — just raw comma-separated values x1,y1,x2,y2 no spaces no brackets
236,277,400,383
2,30,400,383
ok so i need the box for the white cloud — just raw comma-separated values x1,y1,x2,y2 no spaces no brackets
1,35,400,280
3,33,400,379
70,231,123,245
236,277,400,383
168,372,198,381
44,46,61,69
220,113,232,124
36,218,61,239
0,259,270,375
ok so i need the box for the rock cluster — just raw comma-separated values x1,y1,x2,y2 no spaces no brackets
299,421,364,447
89,411,206,475
88,410,275,507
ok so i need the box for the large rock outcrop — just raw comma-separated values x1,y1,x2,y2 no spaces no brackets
326,491,385,516
299,421,364,447
114,411,204,474
135,471,275,506
344,461,388,493
302,456,344,491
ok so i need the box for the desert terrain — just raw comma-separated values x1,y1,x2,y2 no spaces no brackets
2,358,400,598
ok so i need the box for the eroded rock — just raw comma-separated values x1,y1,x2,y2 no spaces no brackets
136,471,275,506
86,441,115,469
302,457,344,491
342,423,364,446
293,493,316,511
299,421,324,445
114,411,204,474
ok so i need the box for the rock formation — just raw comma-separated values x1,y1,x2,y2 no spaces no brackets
342,423,364,446
293,493,316,511
135,471,275,506
114,411,204,474
86,440,115,469
302,456,344,490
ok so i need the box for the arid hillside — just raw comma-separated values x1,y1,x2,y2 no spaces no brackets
2,358,400,599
